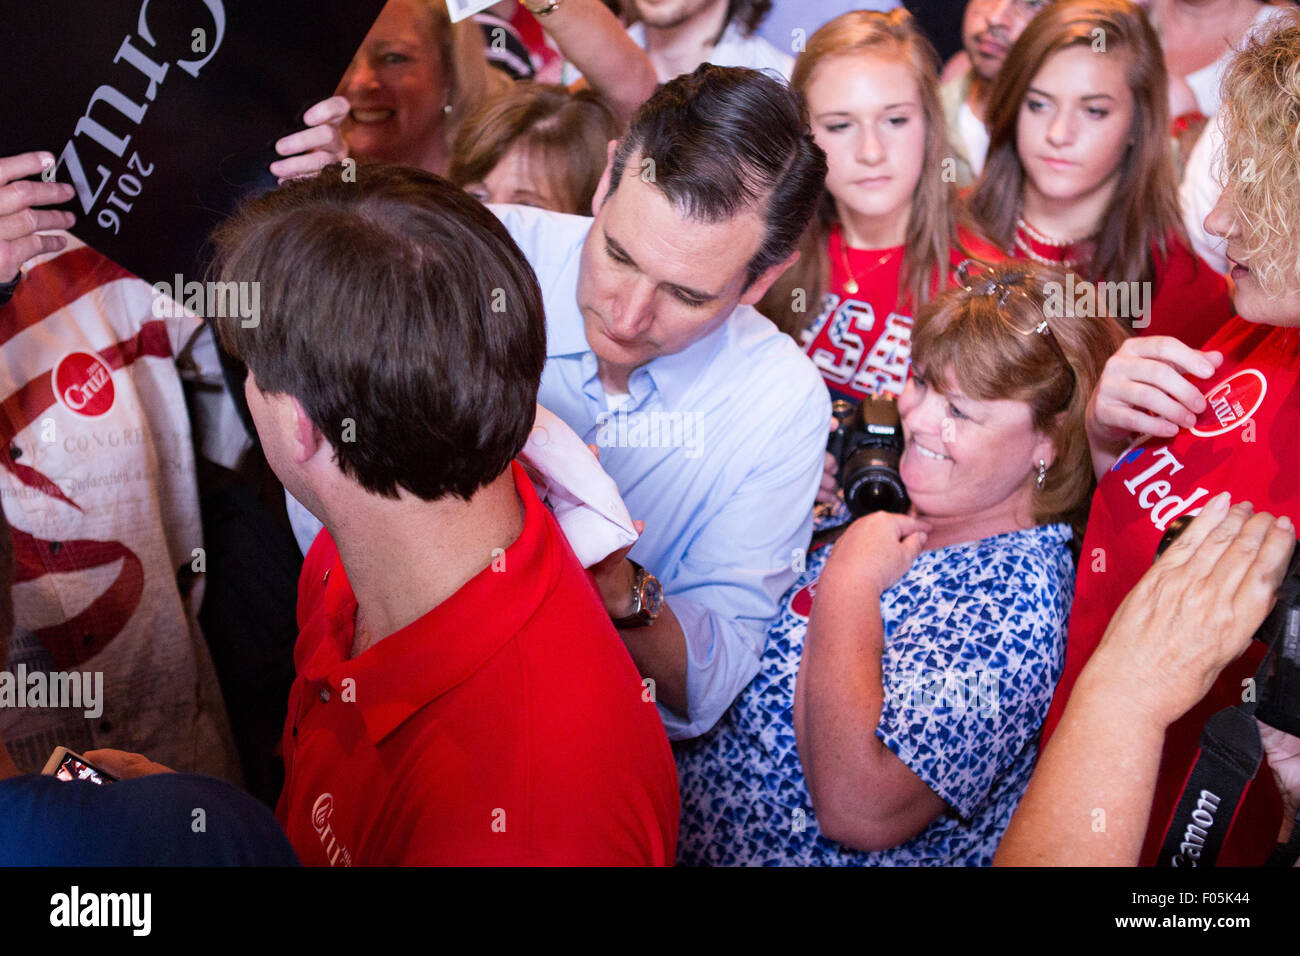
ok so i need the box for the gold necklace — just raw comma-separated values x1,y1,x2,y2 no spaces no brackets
838,232,898,295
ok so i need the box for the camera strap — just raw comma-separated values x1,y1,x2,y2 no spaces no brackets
1156,705,1263,867
1156,637,1286,868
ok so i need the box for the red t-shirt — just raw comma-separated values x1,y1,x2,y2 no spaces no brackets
275,461,679,865
1008,225,1231,348
1043,317,1300,866
802,223,1002,403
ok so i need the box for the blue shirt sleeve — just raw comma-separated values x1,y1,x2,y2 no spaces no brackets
873,535,1071,819
661,378,829,739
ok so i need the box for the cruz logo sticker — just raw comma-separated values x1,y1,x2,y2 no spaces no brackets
311,792,353,866
53,351,115,418
790,579,819,619
1190,369,1266,438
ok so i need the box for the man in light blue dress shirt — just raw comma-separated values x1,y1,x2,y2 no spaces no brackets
494,66,830,740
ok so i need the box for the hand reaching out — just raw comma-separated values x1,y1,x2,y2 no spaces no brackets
1084,493,1295,729
84,749,175,780
1259,721,1300,844
1086,335,1223,475
0,151,76,284
269,96,350,184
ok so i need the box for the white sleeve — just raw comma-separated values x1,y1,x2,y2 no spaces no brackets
1179,111,1229,275
285,490,325,557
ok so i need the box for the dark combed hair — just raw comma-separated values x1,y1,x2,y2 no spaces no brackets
728,0,773,36
606,64,827,287
208,163,547,503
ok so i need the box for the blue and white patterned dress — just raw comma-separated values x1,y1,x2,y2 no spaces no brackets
675,523,1074,866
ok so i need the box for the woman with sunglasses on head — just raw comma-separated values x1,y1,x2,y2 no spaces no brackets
967,0,1232,347
674,263,1123,866
1033,9,1300,867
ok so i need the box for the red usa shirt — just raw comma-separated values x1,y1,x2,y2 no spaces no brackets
802,224,1002,404
276,462,679,866
1044,317,1300,866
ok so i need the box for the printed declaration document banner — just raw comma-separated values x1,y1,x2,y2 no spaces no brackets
3,0,386,287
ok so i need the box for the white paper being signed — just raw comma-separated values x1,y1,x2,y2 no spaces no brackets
445,0,501,22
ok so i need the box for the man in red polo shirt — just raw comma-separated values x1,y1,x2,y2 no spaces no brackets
202,164,677,865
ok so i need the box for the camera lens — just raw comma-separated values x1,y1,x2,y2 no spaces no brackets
842,446,910,517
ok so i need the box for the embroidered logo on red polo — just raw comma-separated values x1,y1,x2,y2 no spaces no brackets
53,351,115,418
1190,369,1266,438
311,792,354,867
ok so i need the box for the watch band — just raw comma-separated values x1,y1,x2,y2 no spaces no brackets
612,560,661,629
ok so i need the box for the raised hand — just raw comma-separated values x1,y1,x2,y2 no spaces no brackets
1086,335,1223,475
0,151,77,284
269,96,351,184
1084,493,1295,729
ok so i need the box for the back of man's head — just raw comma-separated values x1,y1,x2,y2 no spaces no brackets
210,164,546,502
606,64,827,288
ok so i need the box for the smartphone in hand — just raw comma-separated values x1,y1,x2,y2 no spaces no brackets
41,746,118,785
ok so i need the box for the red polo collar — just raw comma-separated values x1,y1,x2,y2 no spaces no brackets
294,461,561,743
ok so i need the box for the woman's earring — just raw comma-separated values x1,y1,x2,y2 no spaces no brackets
1036,459,1048,490
443,102,454,115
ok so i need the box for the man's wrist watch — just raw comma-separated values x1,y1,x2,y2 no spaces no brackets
612,560,663,629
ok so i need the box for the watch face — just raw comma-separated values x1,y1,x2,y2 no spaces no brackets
641,574,663,617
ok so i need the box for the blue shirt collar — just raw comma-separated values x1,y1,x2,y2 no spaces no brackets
546,306,591,358
552,299,735,407
641,316,731,406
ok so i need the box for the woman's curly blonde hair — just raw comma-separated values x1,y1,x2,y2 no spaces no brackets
1220,8,1300,298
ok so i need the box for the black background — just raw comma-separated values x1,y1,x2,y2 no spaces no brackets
3,0,385,287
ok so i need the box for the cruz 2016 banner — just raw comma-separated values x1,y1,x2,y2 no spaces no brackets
4,0,386,287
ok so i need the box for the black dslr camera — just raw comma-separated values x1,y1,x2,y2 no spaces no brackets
1157,515,1300,735
826,397,911,519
